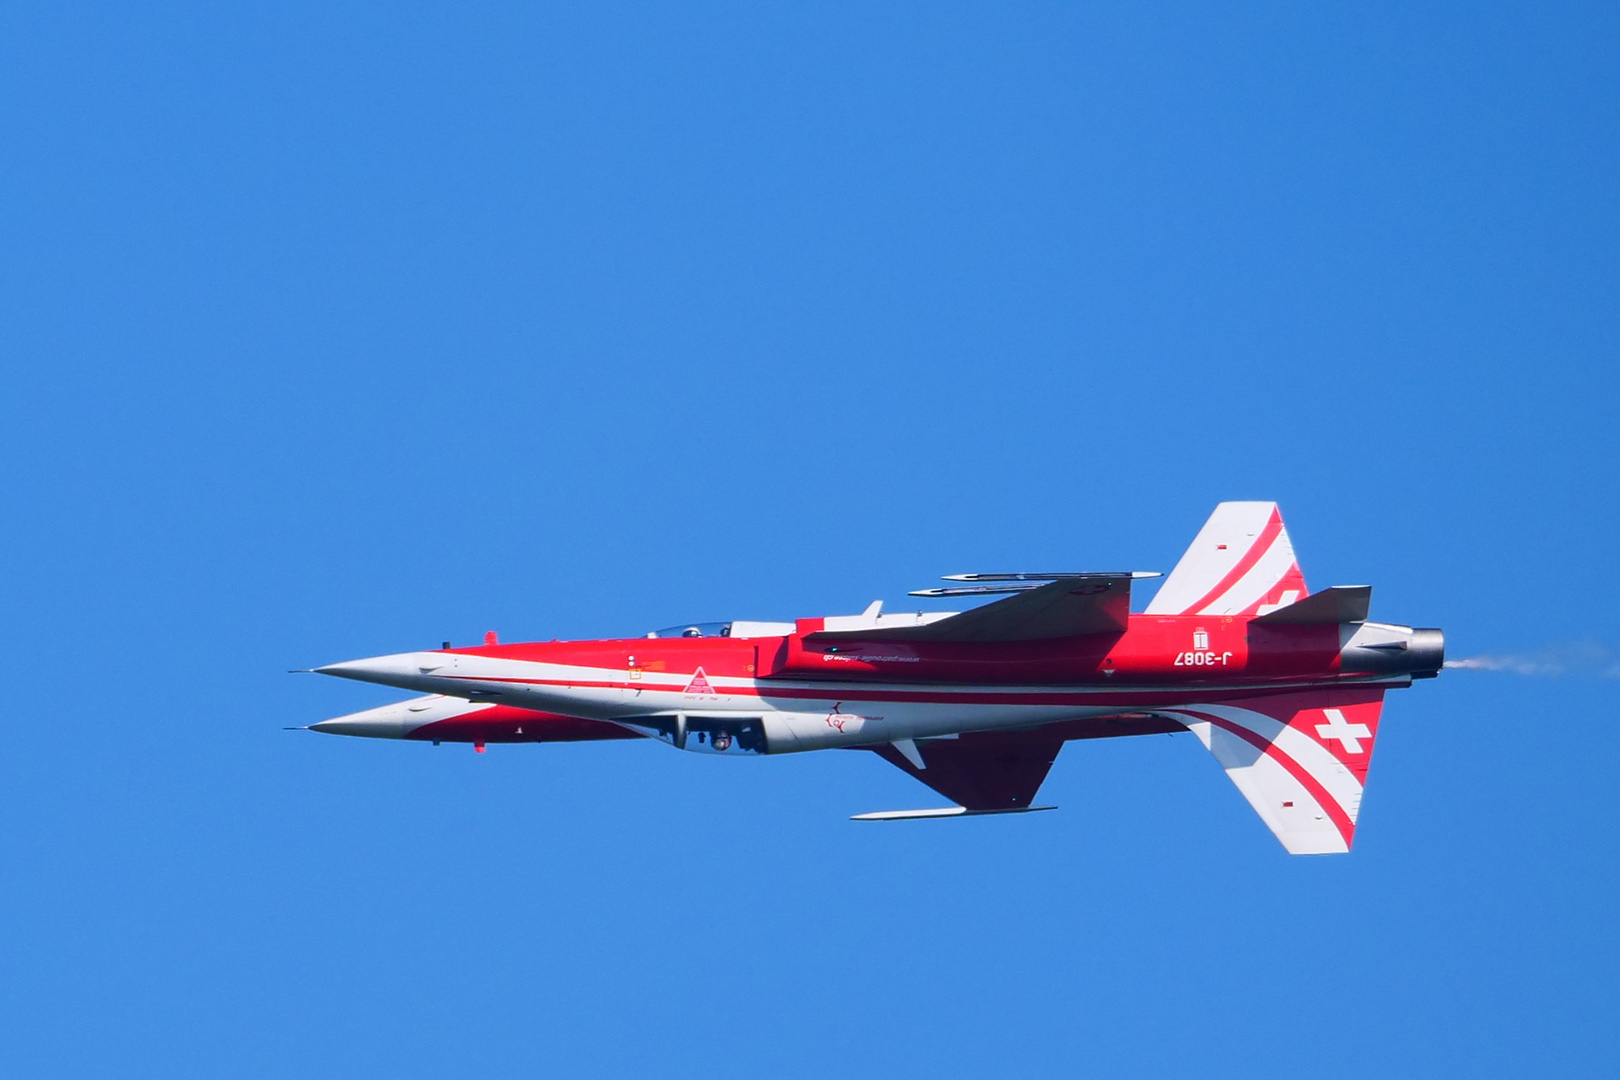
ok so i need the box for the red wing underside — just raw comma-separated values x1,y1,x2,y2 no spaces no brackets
870,730,1066,810
865,716,1184,811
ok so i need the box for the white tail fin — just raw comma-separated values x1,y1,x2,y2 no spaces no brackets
1164,689,1387,855
1144,501,1309,616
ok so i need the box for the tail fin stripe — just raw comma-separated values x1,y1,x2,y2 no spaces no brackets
1145,502,1307,618
1181,509,1284,615
1199,529,1301,616
1174,708,1355,848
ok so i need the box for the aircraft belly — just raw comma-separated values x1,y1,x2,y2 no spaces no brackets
473,669,1124,742
756,700,1116,753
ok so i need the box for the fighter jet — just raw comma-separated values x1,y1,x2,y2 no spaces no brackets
305,502,1442,854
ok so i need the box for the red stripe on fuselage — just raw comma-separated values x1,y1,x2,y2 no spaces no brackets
407,711,640,744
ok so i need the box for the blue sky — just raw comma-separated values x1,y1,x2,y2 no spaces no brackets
2,2,1617,1076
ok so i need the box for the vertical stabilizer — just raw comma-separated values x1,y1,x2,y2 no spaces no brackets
1144,501,1308,616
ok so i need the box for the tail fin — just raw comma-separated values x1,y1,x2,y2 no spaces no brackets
1163,688,1386,854
1144,501,1308,616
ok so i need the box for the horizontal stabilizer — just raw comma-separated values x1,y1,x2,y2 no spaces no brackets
1252,585,1371,625
852,805,1057,821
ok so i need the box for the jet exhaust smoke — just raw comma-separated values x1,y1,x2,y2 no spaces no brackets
1443,640,1620,680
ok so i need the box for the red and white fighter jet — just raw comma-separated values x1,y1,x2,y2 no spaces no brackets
307,502,1443,854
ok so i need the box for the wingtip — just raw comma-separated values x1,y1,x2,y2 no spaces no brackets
851,805,1057,821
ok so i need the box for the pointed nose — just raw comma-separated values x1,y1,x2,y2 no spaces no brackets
308,717,393,737
313,652,443,685
309,699,418,738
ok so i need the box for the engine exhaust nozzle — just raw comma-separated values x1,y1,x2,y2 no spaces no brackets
1408,628,1445,678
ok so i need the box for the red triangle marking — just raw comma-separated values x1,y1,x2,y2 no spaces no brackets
684,668,715,695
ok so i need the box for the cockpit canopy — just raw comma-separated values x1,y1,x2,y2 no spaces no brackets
646,621,732,639
644,619,798,639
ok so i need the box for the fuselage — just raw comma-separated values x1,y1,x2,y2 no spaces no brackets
314,612,1443,754
302,500,1445,854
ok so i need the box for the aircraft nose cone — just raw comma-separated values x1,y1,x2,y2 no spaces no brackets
312,652,445,686
312,659,382,678
307,696,433,738
308,717,400,737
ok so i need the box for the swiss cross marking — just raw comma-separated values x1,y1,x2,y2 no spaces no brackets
1315,708,1371,754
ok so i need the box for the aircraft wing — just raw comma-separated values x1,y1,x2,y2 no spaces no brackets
863,729,1066,811
815,574,1134,643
